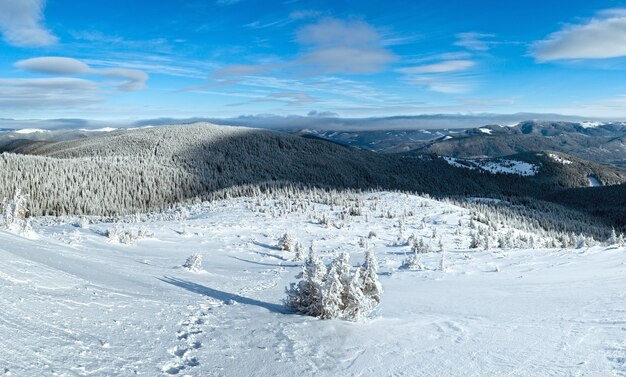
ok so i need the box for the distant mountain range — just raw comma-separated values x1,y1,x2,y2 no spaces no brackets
300,121,626,170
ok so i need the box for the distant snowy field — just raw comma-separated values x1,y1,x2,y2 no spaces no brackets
443,157,539,176
1,192,625,376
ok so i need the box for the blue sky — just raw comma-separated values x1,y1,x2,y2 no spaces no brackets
3,0,626,120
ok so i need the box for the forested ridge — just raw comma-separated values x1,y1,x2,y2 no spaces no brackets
0,123,624,227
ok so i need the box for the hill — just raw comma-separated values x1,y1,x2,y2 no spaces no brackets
409,121,626,170
0,123,624,233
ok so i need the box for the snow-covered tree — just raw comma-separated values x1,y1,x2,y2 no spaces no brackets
278,232,295,251
292,242,304,261
342,268,369,321
284,243,326,317
361,249,382,307
608,228,619,246
1,189,33,237
320,253,350,319
285,248,381,321
183,253,203,272
401,248,423,270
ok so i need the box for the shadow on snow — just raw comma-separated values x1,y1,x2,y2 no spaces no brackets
158,276,288,314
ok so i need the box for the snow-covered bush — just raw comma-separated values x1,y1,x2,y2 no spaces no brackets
284,247,382,321
278,232,295,251
401,248,423,270
183,253,203,272
106,226,153,245
284,244,326,317
1,189,34,237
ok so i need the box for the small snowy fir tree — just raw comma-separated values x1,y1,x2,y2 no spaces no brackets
320,254,349,319
1,189,33,237
608,228,619,246
292,242,304,261
183,253,203,272
440,248,447,272
284,242,326,317
342,269,369,321
401,247,423,270
361,249,382,309
278,232,295,251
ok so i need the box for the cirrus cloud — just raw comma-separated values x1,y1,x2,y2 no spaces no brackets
399,60,475,74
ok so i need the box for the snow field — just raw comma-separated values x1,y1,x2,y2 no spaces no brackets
0,191,624,376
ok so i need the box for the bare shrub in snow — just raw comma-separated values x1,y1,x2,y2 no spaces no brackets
183,253,203,272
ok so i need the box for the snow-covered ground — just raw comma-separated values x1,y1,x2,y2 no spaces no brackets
443,157,540,176
588,176,603,187
548,153,573,165
1,192,625,376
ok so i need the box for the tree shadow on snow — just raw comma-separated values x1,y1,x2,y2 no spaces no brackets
158,276,288,314
251,240,279,251
230,255,299,268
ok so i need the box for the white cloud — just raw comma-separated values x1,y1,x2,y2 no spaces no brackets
100,68,149,91
532,10,626,61
15,57,149,91
295,18,396,74
407,76,471,94
399,60,475,74
15,57,91,75
300,47,395,74
0,77,101,109
454,32,495,51
0,0,57,47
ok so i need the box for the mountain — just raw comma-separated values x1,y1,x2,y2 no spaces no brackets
408,121,626,170
301,121,626,171
0,123,624,232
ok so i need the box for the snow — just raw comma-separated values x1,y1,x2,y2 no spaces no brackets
588,176,602,187
14,128,49,134
548,153,573,165
443,157,540,176
1,192,625,376
442,135,453,140
79,127,119,132
580,121,604,129
478,128,493,134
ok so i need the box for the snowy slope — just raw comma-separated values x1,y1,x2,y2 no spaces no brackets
443,157,540,176
1,192,625,376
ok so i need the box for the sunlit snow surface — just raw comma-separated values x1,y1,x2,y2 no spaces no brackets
443,157,540,176
0,192,624,376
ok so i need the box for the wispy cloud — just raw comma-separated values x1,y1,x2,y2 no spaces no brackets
399,59,476,94
0,77,101,109
455,32,495,51
532,9,626,61
210,18,396,79
0,0,57,47
406,76,472,94
16,57,149,91
399,60,475,74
